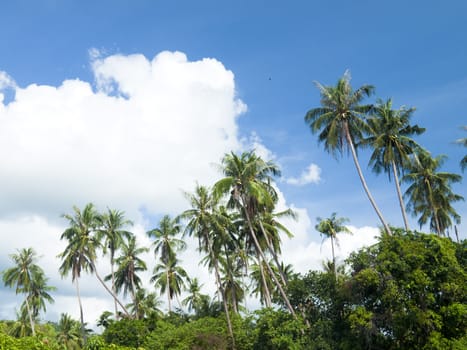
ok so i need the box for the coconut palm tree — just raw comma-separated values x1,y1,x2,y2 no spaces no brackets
181,184,236,346
110,234,148,318
147,215,186,265
56,313,83,350
26,269,55,319
2,248,42,336
98,208,133,317
127,288,163,320
315,213,352,280
361,99,425,231
59,203,130,340
151,254,188,313
305,71,392,234
214,151,296,317
182,277,207,315
403,152,464,235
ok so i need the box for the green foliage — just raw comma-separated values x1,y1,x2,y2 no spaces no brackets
103,319,148,348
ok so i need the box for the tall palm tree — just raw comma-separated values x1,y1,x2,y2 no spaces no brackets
214,151,297,317
98,208,133,317
56,313,83,350
26,269,55,319
151,254,188,313
110,234,148,318
59,203,129,340
147,215,186,264
361,98,425,231
305,71,392,234
2,248,42,336
315,213,352,280
403,152,464,235
181,184,236,346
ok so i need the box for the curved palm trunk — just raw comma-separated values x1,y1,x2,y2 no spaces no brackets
241,195,297,318
130,274,138,319
75,278,87,344
90,262,130,317
344,124,392,235
24,295,36,337
223,245,239,314
207,238,236,349
258,258,272,307
391,160,410,231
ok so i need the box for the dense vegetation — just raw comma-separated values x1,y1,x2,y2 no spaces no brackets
1,74,466,349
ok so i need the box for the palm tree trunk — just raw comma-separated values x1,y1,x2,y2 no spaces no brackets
258,220,288,288
241,195,297,318
24,295,36,337
223,245,239,314
344,124,392,235
258,259,272,307
130,276,138,319
90,262,130,317
75,278,87,344
330,235,337,282
391,160,410,231
167,272,172,313
110,254,119,319
207,238,236,349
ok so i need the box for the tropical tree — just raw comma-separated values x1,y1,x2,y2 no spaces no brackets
456,125,467,171
315,213,352,280
214,151,297,317
110,234,148,318
151,254,188,313
55,313,83,350
182,277,207,315
181,184,236,346
127,288,162,320
305,71,392,234
361,98,425,230
2,248,43,336
26,269,55,319
147,215,186,264
97,208,133,317
403,151,464,235
59,203,130,340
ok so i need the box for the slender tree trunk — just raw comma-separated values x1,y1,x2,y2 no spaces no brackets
223,245,239,314
241,195,297,318
207,236,236,349
258,259,272,307
24,295,36,337
130,275,138,319
75,278,87,344
90,262,130,316
167,271,172,313
344,124,392,235
392,160,410,231
258,220,288,288
110,254,119,319
330,235,337,282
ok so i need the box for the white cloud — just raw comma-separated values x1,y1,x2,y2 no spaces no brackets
285,163,321,185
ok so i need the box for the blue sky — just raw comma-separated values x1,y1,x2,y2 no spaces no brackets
0,0,466,324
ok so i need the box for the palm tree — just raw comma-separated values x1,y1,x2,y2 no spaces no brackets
182,277,207,314
147,215,186,264
98,208,133,317
315,213,352,280
214,151,297,317
403,151,464,235
361,99,425,230
456,125,467,171
2,247,42,336
110,234,148,318
26,269,55,319
56,313,83,350
181,184,236,346
305,71,392,234
127,288,162,320
59,203,130,340
151,254,188,313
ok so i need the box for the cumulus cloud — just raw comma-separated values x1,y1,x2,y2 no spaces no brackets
285,163,321,185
